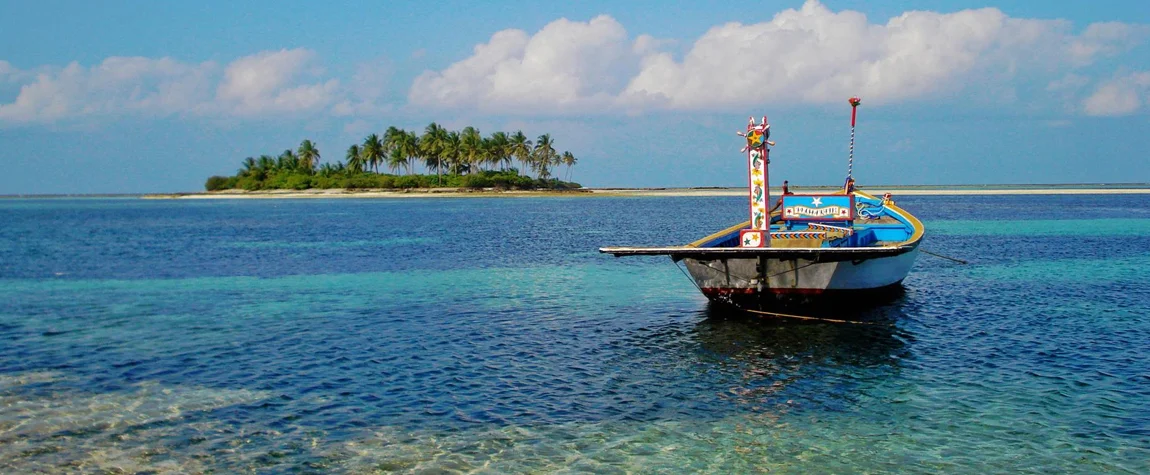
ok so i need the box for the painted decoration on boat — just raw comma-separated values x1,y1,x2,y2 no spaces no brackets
749,149,767,229
771,231,827,240
806,222,854,236
739,229,764,248
737,116,773,236
782,195,855,221
856,201,885,219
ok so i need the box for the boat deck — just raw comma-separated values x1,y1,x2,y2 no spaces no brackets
599,189,923,261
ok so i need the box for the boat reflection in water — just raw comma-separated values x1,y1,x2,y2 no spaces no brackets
688,299,912,411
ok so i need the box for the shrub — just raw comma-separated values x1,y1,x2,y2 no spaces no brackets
462,174,493,189
344,174,377,189
393,175,425,189
262,172,290,189
237,177,263,191
311,176,340,189
375,175,396,189
284,174,312,190
205,175,232,191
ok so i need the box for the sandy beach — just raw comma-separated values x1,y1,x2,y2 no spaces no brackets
141,186,1150,199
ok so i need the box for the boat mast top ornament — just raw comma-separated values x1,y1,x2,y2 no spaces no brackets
737,116,775,153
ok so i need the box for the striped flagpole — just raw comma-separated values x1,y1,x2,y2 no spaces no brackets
848,97,861,180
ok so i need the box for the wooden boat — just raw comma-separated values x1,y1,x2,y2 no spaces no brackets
600,99,924,307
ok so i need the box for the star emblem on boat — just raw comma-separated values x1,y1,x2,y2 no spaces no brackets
746,130,763,148
811,197,822,206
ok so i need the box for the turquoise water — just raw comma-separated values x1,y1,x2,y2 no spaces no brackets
1,195,1148,472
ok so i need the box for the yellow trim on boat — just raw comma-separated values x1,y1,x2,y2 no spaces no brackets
887,201,925,245
854,189,925,246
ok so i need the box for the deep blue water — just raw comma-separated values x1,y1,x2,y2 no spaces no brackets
1,195,1148,472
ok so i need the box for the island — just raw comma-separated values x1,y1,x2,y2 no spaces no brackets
204,123,582,192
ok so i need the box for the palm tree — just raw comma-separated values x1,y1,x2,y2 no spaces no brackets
487,131,509,170
383,126,404,174
239,157,258,177
346,144,364,173
257,155,276,177
509,131,532,175
362,134,385,173
561,151,577,182
532,134,557,180
387,148,407,174
460,126,483,173
297,139,320,173
277,149,299,172
420,122,449,184
396,130,421,175
444,131,464,175
318,162,343,177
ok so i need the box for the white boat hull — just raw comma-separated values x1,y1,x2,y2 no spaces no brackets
682,245,919,305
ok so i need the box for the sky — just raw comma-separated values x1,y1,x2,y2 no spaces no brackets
1,0,1149,194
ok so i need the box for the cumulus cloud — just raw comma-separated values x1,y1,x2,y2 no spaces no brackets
1082,72,1150,116
409,15,643,111
410,0,1149,113
0,48,344,123
1067,22,1150,66
215,49,338,116
0,57,216,122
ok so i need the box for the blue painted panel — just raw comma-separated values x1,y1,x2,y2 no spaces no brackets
782,195,855,221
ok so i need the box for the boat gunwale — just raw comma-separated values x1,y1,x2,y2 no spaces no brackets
599,241,918,260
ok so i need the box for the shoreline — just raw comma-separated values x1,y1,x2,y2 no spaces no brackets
135,186,1150,199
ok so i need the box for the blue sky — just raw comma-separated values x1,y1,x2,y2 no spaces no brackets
2,0,1149,193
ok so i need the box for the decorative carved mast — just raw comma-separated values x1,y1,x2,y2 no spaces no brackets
847,97,861,189
736,116,775,248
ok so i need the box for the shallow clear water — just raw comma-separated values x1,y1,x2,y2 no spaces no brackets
1,195,1148,473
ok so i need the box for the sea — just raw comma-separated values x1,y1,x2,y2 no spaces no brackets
1,194,1148,473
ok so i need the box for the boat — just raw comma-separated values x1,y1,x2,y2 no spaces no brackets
599,98,924,308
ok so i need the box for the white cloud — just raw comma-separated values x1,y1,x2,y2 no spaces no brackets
409,15,638,111
3,2,1147,124
215,48,338,116
0,57,216,123
1082,72,1150,116
1067,22,1150,66
410,0,1149,114
0,48,345,123
621,1,1133,109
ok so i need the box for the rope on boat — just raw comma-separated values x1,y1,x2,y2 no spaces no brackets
743,308,880,325
920,249,968,264
674,260,705,292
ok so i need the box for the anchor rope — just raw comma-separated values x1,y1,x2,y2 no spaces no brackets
920,249,968,264
743,308,882,325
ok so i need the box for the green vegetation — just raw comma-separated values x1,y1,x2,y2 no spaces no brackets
205,123,581,192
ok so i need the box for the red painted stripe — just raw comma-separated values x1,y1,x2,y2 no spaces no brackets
701,287,827,296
